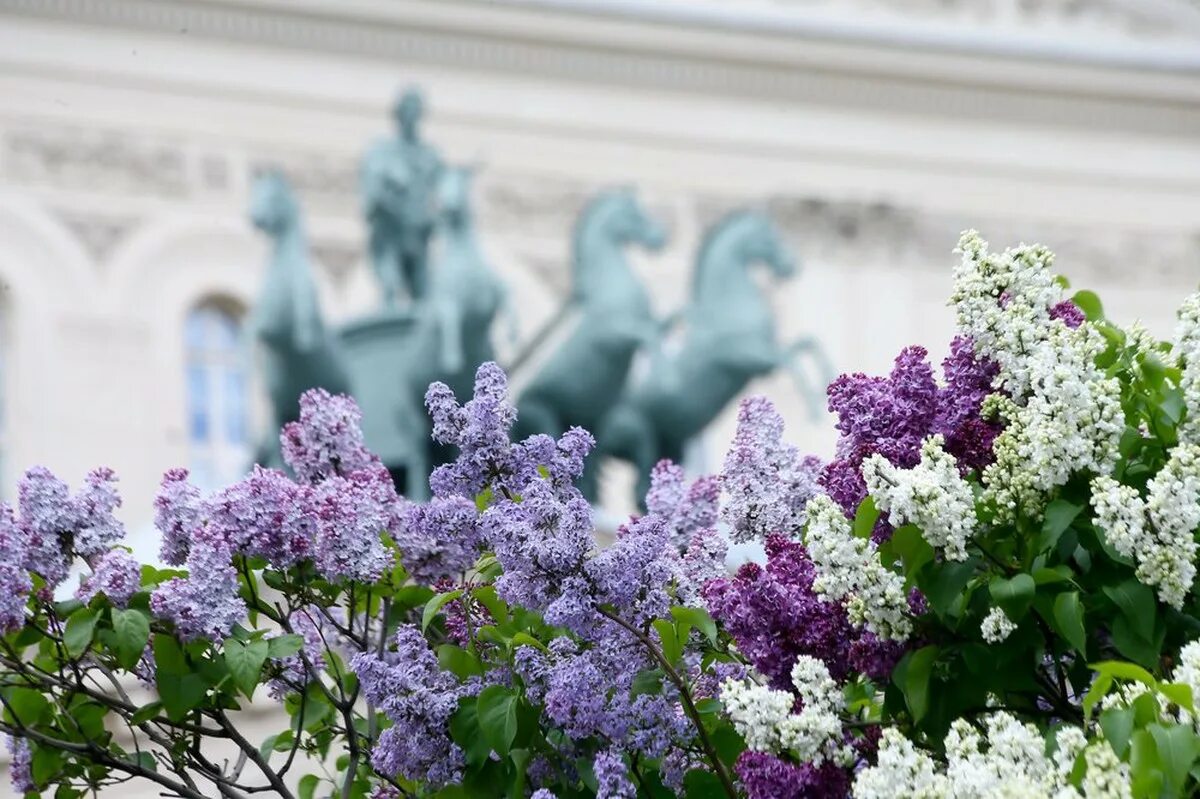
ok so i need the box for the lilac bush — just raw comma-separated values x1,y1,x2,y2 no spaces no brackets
5,232,1200,798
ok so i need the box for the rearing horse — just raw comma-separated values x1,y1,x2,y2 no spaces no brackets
599,210,827,502
515,188,665,495
249,171,352,468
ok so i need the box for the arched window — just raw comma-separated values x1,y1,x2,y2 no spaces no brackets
185,301,250,491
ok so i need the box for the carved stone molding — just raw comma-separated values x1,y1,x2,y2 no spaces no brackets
310,240,362,292
56,210,138,265
2,128,187,198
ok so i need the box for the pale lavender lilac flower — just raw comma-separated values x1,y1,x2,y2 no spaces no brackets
0,506,30,631
269,605,327,698
593,749,635,799
6,735,33,794
18,467,76,588
311,467,396,583
149,531,245,641
204,466,314,567
395,496,482,583
281,389,380,484
153,468,201,566
76,548,140,607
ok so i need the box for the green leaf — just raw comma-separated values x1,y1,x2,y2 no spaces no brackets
1083,672,1113,720
1149,724,1200,793
1052,591,1087,655
1100,706,1135,758
1039,500,1082,553
63,609,99,658
1072,289,1104,321
653,619,682,665
422,590,462,633
671,606,718,647
989,574,1036,620
267,634,305,659
1103,580,1156,629
437,645,483,679
129,701,163,725
298,774,319,799
853,496,880,540
1130,729,1163,798
112,608,151,671
1160,682,1196,714
1,687,50,726
449,701,491,767
509,632,548,654
896,645,939,723
1113,614,1165,669
924,560,976,617
225,638,270,697
476,686,518,757
1092,660,1157,687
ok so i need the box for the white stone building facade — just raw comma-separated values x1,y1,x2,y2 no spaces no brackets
0,0,1198,790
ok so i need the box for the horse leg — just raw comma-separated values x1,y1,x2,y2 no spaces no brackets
514,395,562,442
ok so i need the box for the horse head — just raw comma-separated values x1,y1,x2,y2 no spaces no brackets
436,165,475,231
249,171,301,240
694,210,796,301
571,188,666,301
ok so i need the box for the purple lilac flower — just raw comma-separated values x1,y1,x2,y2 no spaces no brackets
722,398,824,542
704,534,898,687
427,363,538,499
735,751,850,799
933,336,1002,472
153,468,201,566
395,496,482,583
351,625,468,787
0,506,30,632
530,791,557,799
18,466,76,588
646,461,720,548
593,749,635,799
76,548,140,607
1050,299,1086,329
311,467,396,583
586,514,674,627
72,468,125,558
7,735,33,794
149,532,245,641
281,389,380,484
204,466,314,567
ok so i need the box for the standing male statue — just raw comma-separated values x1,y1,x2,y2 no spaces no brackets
361,86,444,306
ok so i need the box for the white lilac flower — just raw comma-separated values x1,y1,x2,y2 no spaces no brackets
1090,444,1200,609
1176,292,1200,440
980,606,1017,643
1081,743,1132,799
718,678,792,752
864,434,977,561
721,658,851,768
804,494,912,641
854,713,1112,798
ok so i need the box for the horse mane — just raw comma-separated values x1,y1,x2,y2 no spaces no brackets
692,209,760,295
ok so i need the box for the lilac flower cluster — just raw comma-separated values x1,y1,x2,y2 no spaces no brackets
351,625,471,787
721,397,824,542
149,389,399,640
593,749,636,799
820,339,1001,531
6,734,32,795
703,534,900,689
268,605,327,698
16,466,127,589
76,548,140,608
735,750,850,799
0,507,31,632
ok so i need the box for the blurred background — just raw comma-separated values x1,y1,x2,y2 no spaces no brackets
0,0,1199,553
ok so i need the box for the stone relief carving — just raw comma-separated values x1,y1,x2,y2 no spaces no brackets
56,211,138,265
3,128,188,197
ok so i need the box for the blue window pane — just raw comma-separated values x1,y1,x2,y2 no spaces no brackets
187,364,209,442
224,369,246,444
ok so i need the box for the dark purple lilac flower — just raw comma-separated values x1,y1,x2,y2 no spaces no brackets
722,398,824,542
311,467,396,583
281,388,380,484
149,531,245,641
933,336,1001,472
1050,300,1086,329
7,735,33,794
0,506,30,632
153,468,201,566
735,751,850,799
395,496,482,583
76,548,140,607
351,625,468,788
704,534,899,687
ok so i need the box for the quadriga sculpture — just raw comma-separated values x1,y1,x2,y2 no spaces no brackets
599,209,826,502
515,188,665,496
248,171,352,468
